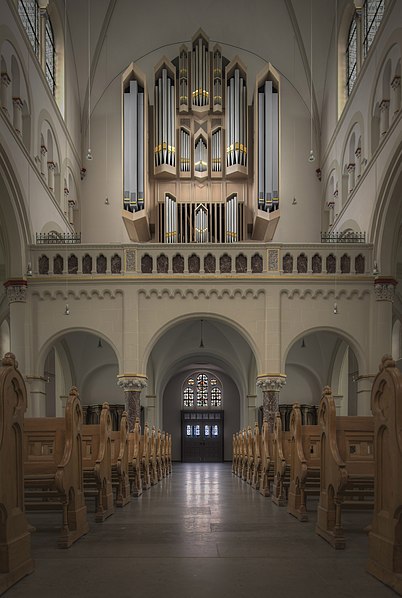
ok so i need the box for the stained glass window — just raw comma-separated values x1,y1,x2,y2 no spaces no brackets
212,425,219,437
194,424,201,436
18,0,39,57
364,1,384,57
204,425,210,436
186,425,192,436
182,371,223,408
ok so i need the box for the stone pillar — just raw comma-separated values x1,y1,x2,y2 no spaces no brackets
379,99,390,137
327,201,335,226
40,145,47,179
117,374,147,431
1,72,11,115
355,374,375,416
47,161,55,192
372,276,397,377
247,394,257,426
25,376,47,417
12,97,23,136
355,147,362,180
391,76,401,118
38,2,49,71
68,199,75,225
256,374,286,432
4,280,27,375
145,394,156,427
58,394,69,417
347,163,356,195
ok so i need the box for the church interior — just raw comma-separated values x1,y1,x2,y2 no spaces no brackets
1,0,402,595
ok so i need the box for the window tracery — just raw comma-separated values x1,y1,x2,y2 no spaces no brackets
182,371,223,409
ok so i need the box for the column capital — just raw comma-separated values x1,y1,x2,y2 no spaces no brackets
1,72,11,86
256,374,286,392
347,162,356,173
355,147,361,158
117,374,147,392
12,96,23,108
391,76,401,90
4,279,28,303
327,201,335,209
374,277,397,302
40,144,47,155
379,99,390,111
47,161,55,171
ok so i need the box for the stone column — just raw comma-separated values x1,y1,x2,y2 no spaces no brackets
256,374,286,432
47,161,55,192
247,394,257,426
355,147,362,180
347,163,355,195
327,201,335,226
38,2,49,71
12,97,23,136
117,374,147,431
391,76,401,118
355,374,375,416
40,145,47,179
68,199,75,225
4,279,27,375
145,394,156,427
379,99,390,137
25,376,47,417
1,72,11,115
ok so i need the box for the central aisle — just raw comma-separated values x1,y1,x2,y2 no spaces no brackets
6,463,394,597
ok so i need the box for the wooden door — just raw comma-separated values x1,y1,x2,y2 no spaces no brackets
181,411,224,462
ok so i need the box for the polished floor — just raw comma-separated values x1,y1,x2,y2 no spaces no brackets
6,463,396,597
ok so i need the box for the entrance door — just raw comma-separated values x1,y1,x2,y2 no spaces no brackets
181,411,224,462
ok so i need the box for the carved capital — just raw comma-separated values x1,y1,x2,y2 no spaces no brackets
47,161,55,171
355,147,361,159
12,96,23,109
380,99,390,112
40,144,47,156
391,76,401,90
333,189,338,198
327,201,335,209
117,374,147,392
4,279,28,303
256,374,286,393
347,163,355,173
1,72,11,86
374,277,397,302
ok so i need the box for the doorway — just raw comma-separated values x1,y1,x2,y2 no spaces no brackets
181,410,224,462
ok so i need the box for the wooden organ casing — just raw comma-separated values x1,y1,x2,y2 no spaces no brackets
122,31,280,243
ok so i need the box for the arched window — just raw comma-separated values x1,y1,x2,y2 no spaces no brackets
346,15,357,96
45,14,55,95
345,1,386,98
182,371,223,409
364,0,385,57
18,0,56,96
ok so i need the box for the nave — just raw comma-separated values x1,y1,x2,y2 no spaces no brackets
5,464,395,598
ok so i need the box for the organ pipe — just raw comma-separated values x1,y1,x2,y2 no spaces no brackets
154,67,176,170
212,129,221,172
258,79,279,212
195,204,208,243
192,37,209,108
165,194,177,243
226,194,238,242
123,78,145,212
180,128,190,172
195,137,207,173
226,67,247,169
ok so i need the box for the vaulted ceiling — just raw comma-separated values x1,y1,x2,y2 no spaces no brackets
62,0,339,135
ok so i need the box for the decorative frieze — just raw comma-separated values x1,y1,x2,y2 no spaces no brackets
125,249,136,272
268,249,279,272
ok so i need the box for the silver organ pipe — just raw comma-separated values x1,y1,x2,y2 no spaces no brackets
195,137,207,172
124,79,144,213
212,129,221,172
213,49,222,108
180,128,190,172
192,38,209,108
195,205,208,243
226,68,247,168
154,68,176,169
179,49,188,109
226,194,238,242
258,80,279,212
165,194,177,243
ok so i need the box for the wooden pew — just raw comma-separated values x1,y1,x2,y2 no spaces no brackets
140,422,151,490
23,386,89,548
232,432,238,474
149,426,158,485
316,386,374,549
81,402,114,522
287,403,320,521
258,419,274,497
0,353,34,594
367,355,402,594
128,417,142,497
167,433,172,474
111,411,130,507
271,413,291,506
251,423,262,489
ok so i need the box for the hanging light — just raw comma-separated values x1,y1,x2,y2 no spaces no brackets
333,302,338,314
308,149,315,163
86,0,93,161
105,197,109,205
64,303,70,316
97,338,103,348
26,263,33,277
373,261,379,276
301,338,306,348
308,0,315,163
87,148,93,160
292,197,297,205
199,319,204,348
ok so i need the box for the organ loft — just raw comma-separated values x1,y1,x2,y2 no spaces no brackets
1,0,402,596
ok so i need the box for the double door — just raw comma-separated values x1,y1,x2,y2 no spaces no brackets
181,410,224,462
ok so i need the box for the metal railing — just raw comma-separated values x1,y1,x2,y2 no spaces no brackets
36,233,81,245
321,232,366,244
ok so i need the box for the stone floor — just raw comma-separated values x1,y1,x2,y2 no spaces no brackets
5,463,396,597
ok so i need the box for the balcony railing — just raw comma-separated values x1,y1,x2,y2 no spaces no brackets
29,242,373,277
321,232,366,244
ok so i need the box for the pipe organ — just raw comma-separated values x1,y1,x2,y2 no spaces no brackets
123,79,145,212
257,79,279,212
122,30,280,244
